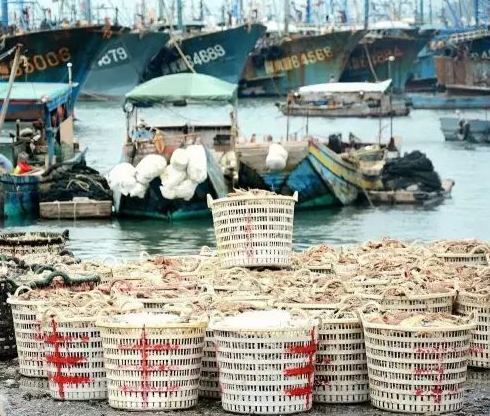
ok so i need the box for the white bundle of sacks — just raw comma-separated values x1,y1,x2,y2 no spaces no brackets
266,143,288,171
108,155,167,199
160,144,208,201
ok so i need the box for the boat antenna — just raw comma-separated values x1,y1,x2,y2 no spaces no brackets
388,55,395,140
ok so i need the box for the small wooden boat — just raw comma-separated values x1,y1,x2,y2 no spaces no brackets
440,116,490,143
278,79,410,118
236,134,389,208
40,198,112,220
0,81,83,219
114,73,236,220
367,179,455,206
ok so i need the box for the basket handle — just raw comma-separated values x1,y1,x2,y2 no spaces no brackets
13,285,32,297
318,279,348,292
357,300,383,315
207,194,214,208
162,269,183,281
139,251,152,262
469,245,490,255
380,282,418,300
199,246,214,255
292,191,299,202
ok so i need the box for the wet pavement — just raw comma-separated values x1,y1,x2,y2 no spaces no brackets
1,360,489,416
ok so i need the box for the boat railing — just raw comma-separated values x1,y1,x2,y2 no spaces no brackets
448,28,490,44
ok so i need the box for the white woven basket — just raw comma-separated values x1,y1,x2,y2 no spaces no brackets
199,327,221,399
7,288,50,377
207,192,298,269
42,314,107,401
212,312,318,415
97,314,207,411
314,312,369,404
435,246,489,266
455,290,490,368
362,315,475,414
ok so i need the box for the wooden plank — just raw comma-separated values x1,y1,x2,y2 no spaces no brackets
40,200,112,219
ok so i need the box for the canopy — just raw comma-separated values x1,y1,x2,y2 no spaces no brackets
299,79,392,95
125,73,238,106
0,82,72,102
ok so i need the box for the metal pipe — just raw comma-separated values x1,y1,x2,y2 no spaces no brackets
475,0,479,25
306,0,311,24
420,0,424,24
284,0,290,36
176,0,184,31
0,45,22,139
364,0,369,29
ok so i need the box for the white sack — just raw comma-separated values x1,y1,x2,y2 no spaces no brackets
174,179,199,201
170,148,189,171
186,144,207,183
135,154,167,184
160,165,187,189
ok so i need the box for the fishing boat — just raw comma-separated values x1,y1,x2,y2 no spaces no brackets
142,23,266,85
340,27,434,93
239,29,365,97
236,134,388,208
277,79,410,118
0,80,83,218
112,73,236,220
0,25,121,100
440,116,490,143
82,30,170,98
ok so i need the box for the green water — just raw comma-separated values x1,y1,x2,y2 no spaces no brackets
2,99,490,258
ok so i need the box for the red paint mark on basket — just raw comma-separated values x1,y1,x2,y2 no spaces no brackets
284,364,315,376
117,327,181,407
413,366,445,375
44,318,91,400
470,346,484,355
314,380,330,387
285,386,313,397
117,364,179,372
431,385,443,404
414,388,424,397
286,344,316,354
316,357,332,365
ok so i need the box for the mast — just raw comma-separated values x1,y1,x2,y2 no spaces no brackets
176,0,184,31
364,0,369,29
419,0,424,25
475,0,479,26
1,0,7,25
429,0,433,24
238,0,243,23
158,0,164,20
0,45,22,139
306,0,311,24
84,0,92,22
284,0,290,35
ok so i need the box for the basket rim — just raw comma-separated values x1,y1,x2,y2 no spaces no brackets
361,319,476,332
96,319,208,330
207,191,298,208
359,290,456,301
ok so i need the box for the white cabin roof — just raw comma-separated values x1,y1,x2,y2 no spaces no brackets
298,79,392,94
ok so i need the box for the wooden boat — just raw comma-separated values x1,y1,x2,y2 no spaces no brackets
440,116,490,143
367,179,455,207
114,73,235,220
278,79,410,118
0,82,83,218
40,198,112,220
236,134,387,208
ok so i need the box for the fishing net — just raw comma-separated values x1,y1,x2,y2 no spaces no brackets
382,151,442,192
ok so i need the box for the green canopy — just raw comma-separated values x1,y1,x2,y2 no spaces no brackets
125,73,238,106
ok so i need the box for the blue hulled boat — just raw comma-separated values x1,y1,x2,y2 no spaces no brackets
0,82,83,218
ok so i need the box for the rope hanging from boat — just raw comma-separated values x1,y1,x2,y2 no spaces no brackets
364,44,379,82
0,45,17,63
169,37,196,73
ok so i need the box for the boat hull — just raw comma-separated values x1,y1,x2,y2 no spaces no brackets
83,31,169,98
143,24,266,84
0,26,119,100
341,29,432,93
0,174,40,218
410,93,490,109
116,147,228,221
239,30,365,97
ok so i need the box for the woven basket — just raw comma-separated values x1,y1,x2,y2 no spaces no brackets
199,327,221,399
362,313,474,414
97,313,207,411
455,290,490,368
359,286,455,313
0,230,69,257
207,192,297,269
314,310,369,404
0,278,17,360
212,311,318,415
42,312,107,401
435,246,489,266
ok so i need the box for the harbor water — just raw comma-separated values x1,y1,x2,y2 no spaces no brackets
3,99,490,258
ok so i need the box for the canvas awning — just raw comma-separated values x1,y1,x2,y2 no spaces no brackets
298,79,392,95
125,73,238,106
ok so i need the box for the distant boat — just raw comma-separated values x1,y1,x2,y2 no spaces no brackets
340,28,434,93
440,116,490,143
142,24,266,85
239,29,365,97
83,30,170,98
0,26,120,100
277,79,410,118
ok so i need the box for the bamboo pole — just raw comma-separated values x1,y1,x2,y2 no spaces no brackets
0,44,23,138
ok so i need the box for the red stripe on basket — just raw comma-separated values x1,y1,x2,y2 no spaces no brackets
470,346,485,354
120,384,180,393
46,318,90,400
413,366,445,375
117,364,179,372
118,343,180,351
285,344,316,354
45,355,87,365
284,364,315,376
285,386,312,397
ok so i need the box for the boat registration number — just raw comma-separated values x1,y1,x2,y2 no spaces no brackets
162,44,226,75
0,47,71,78
97,47,129,67
349,47,404,69
264,47,334,74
